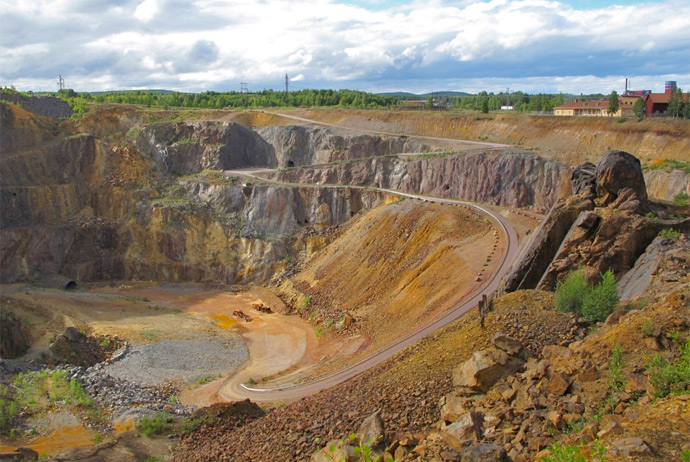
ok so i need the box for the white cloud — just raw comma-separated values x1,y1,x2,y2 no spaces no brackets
134,0,159,22
0,0,688,93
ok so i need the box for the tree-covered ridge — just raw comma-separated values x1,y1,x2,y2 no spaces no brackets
74,89,399,110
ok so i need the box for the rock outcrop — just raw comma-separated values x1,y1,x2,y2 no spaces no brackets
272,151,571,209
0,307,31,359
502,149,690,292
258,125,429,167
141,121,276,174
0,104,385,284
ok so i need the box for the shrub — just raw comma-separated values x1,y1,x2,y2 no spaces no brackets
609,343,626,391
0,385,18,434
136,411,172,437
660,228,682,239
555,269,618,323
555,270,588,315
581,270,619,322
673,192,689,207
647,339,690,398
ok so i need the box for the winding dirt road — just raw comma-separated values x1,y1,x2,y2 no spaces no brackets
217,172,519,402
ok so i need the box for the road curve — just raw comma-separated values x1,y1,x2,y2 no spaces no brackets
216,169,520,402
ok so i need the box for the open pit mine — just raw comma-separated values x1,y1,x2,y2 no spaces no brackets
1,100,689,462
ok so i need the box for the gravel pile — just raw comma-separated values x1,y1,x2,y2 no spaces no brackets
63,363,188,421
103,336,248,387
59,334,248,422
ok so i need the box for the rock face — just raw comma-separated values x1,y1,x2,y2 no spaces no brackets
0,104,385,284
0,307,31,359
0,94,73,119
272,151,571,209
644,168,690,202
258,125,429,167
141,122,276,174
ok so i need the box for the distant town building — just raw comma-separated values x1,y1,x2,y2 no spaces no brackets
553,100,619,117
500,105,514,110
554,81,683,118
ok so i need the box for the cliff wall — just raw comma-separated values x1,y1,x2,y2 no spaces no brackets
270,152,571,210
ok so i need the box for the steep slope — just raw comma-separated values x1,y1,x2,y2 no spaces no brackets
281,198,499,350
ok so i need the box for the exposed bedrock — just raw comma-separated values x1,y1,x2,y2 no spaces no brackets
644,168,690,202
0,183,383,284
502,149,690,293
270,151,571,209
140,121,277,174
257,125,429,167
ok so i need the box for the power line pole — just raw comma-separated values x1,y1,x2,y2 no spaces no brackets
241,82,248,107
57,75,65,92
285,74,289,104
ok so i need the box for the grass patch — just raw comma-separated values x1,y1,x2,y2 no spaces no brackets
673,192,689,207
136,411,172,437
646,339,690,398
140,329,161,340
647,158,690,174
1,370,101,434
540,439,606,462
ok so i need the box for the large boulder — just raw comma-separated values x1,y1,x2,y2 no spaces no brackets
452,348,525,393
357,410,386,449
595,150,648,205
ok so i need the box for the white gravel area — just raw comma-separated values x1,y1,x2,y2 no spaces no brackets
104,334,248,387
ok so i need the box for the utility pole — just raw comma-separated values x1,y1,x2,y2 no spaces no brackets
57,75,65,92
241,82,249,107
285,74,289,104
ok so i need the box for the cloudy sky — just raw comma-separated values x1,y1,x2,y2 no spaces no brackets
1,0,688,95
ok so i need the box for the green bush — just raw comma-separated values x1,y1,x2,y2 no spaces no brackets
136,411,172,437
660,228,682,239
581,270,619,322
647,339,690,398
555,270,588,315
555,269,619,323
673,192,689,207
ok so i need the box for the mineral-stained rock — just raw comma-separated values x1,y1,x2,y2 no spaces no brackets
443,411,484,444
595,150,648,205
492,332,523,356
357,409,386,449
548,372,573,396
500,193,594,293
459,442,509,462
611,437,653,456
453,348,525,392
311,439,350,462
